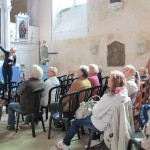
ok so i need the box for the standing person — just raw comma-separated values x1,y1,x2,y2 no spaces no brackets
0,46,16,84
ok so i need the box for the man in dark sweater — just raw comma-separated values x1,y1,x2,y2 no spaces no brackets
7,65,45,130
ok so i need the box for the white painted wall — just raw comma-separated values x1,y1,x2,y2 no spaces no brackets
39,0,150,76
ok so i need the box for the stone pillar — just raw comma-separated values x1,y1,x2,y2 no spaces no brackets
4,0,11,49
27,0,39,26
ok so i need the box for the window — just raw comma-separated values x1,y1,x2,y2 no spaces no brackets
52,0,88,40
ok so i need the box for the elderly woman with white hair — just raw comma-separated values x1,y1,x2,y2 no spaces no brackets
88,64,100,96
40,66,60,107
7,64,45,130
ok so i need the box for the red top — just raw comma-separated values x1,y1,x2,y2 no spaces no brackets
88,74,100,96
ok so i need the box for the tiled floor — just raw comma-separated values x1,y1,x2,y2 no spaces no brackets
0,110,109,150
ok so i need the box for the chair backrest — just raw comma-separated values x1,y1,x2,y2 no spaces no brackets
3,82,17,92
61,79,73,86
67,74,74,80
61,83,71,96
78,88,92,103
48,85,62,106
101,76,109,97
91,85,102,100
0,83,4,98
59,91,79,120
32,89,44,115
57,75,67,82
102,76,109,87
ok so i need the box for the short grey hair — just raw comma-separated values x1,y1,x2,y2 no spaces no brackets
89,64,99,74
32,64,43,80
48,66,58,76
79,65,89,78
125,65,136,76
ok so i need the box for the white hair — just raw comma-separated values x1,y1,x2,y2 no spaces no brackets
125,65,136,76
32,64,43,80
89,64,99,74
48,66,58,76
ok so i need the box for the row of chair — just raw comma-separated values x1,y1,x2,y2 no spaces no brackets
48,85,103,139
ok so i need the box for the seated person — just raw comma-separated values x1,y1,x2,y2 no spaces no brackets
88,64,100,96
123,65,140,104
63,65,91,112
57,70,129,150
50,65,91,115
139,67,149,81
41,66,60,107
97,66,103,85
7,65,45,130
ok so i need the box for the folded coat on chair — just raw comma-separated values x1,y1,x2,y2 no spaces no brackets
104,99,135,150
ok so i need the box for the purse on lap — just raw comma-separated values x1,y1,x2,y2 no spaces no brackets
75,95,100,119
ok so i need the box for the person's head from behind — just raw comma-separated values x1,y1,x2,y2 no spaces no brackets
89,64,99,75
108,70,126,94
139,67,148,77
76,65,89,79
99,66,103,73
30,64,43,80
48,66,58,78
10,47,16,56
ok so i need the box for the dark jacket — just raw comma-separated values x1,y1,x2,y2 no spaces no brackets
97,72,103,85
17,78,45,114
0,46,16,68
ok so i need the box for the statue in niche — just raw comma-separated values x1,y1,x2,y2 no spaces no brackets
19,20,27,39
107,41,125,66
40,40,49,65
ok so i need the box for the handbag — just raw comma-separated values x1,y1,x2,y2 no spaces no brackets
75,95,100,119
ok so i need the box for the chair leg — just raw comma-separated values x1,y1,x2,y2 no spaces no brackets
31,114,36,137
87,129,95,150
77,129,81,139
48,117,53,139
40,114,46,132
21,115,24,121
45,108,48,121
81,126,85,135
16,112,20,133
